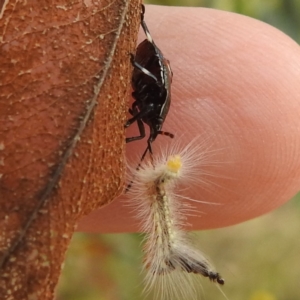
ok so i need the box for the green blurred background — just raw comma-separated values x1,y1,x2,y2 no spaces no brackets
56,1,300,300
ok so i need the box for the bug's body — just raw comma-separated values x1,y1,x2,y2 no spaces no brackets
131,39,172,140
125,5,174,161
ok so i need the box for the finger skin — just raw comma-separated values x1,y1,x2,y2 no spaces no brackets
78,6,300,233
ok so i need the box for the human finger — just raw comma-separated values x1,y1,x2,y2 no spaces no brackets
78,5,300,232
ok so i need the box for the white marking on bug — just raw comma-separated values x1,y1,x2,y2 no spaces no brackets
140,65,157,81
158,57,165,85
127,137,226,300
145,28,153,43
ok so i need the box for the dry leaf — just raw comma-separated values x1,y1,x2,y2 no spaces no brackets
0,0,140,299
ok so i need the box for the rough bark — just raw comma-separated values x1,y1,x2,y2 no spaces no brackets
0,0,140,299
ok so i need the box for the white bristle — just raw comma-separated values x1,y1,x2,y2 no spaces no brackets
127,137,225,299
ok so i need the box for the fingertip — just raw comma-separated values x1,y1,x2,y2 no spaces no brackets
130,6,300,228
79,6,300,232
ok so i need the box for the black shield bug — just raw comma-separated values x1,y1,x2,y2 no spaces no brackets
125,4,174,162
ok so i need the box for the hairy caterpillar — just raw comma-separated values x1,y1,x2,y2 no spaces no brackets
127,138,225,299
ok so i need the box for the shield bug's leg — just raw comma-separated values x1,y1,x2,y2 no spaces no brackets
125,103,147,143
124,102,139,128
144,130,175,158
142,131,174,163
141,146,151,161
140,4,153,44
129,53,158,82
125,145,152,193
125,129,174,193
125,103,154,129
125,119,146,143
125,145,149,193
127,100,138,116
141,144,152,162
146,134,155,158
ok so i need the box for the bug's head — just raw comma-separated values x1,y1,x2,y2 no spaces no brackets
154,118,163,132
148,118,163,142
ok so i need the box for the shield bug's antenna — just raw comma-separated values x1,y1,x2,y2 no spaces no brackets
125,4,174,190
